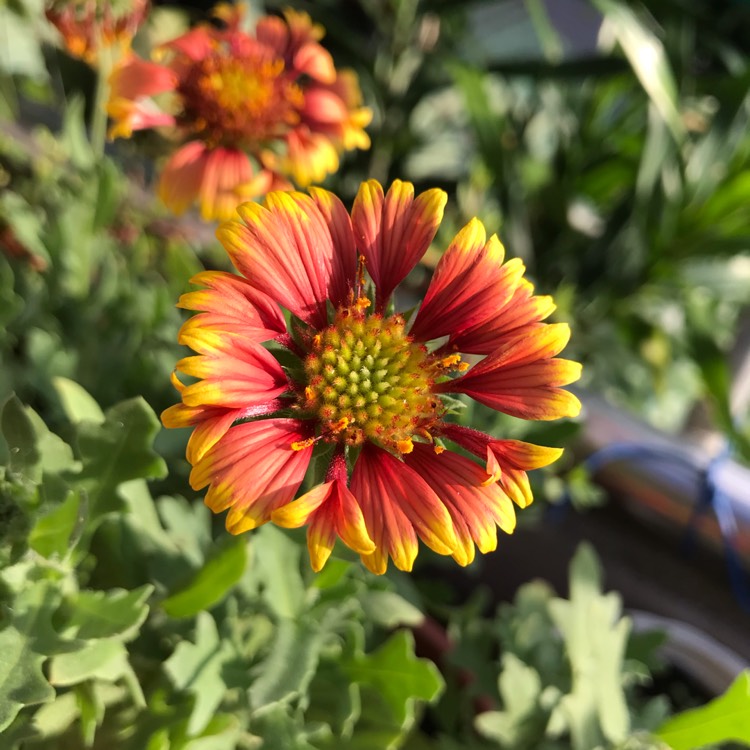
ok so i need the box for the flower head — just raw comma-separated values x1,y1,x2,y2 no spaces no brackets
108,6,371,220
162,180,581,574
46,0,148,65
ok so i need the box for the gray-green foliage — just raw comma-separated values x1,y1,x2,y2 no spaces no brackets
424,544,671,750
0,384,444,749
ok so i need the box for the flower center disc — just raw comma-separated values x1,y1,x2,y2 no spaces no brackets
303,305,442,453
178,44,303,146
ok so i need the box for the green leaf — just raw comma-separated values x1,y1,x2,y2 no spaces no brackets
78,397,168,518
590,0,684,142
61,585,153,641
162,538,247,619
655,670,750,750
164,612,232,736
475,653,543,745
547,543,630,749
360,590,424,629
0,624,56,732
2,395,40,480
345,630,443,730
28,488,83,558
53,378,105,425
249,618,324,708
246,525,305,619
48,639,129,686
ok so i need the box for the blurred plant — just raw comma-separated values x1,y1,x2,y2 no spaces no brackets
0,100,202,439
410,543,750,750
107,4,372,220
0,384,443,749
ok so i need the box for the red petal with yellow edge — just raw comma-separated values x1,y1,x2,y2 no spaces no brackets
161,398,283,464
308,187,357,309
441,324,582,420
177,271,285,352
406,444,517,563
441,424,564,508
177,340,288,409
350,444,457,575
351,180,447,310
190,419,313,534
179,271,284,330
410,223,524,342
218,191,346,328
273,480,374,572
449,278,555,354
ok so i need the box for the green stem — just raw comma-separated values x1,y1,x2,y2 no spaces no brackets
90,45,113,156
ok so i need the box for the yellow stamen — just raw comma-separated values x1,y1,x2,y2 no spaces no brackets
291,437,316,451
397,438,414,454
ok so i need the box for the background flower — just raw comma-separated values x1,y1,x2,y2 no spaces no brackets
163,180,580,573
107,5,372,220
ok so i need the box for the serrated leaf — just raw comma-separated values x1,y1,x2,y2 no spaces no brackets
0,624,56,732
165,612,231,736
78,397,167,518
655,670,750,750
162,538,247,619
345,630,443,730
249,618,324,708
28,488,83,558
548,543,630,749
53,378,105,425
61,585,153,641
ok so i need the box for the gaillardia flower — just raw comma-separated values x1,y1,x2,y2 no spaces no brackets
162,180,581,574
107,5,371,221
45,0,149,65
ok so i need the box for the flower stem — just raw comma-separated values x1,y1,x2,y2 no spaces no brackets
90,44,113,156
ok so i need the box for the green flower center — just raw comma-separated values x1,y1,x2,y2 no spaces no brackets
302,304,443,453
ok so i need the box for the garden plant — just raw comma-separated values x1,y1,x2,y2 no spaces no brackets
1,0,749,749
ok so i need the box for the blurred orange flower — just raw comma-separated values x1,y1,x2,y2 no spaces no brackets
45,0,149,65
107,5,372,220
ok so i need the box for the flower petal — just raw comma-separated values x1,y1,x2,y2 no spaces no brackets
177,271,286,352
218,191,340,328
410,223,524,342
308,187,357,308
440,424,564,508
158,142,211,217
109,53,176,101
350,444,457,574
351,180,447,309
273,480,374,572
440,324,582,420
177,340,289,409
449,278,556,355
405,444,517,565
190,419,313,533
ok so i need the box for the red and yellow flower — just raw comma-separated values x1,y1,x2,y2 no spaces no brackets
162,180,581,574
107,5,371,221
45,0,149,65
